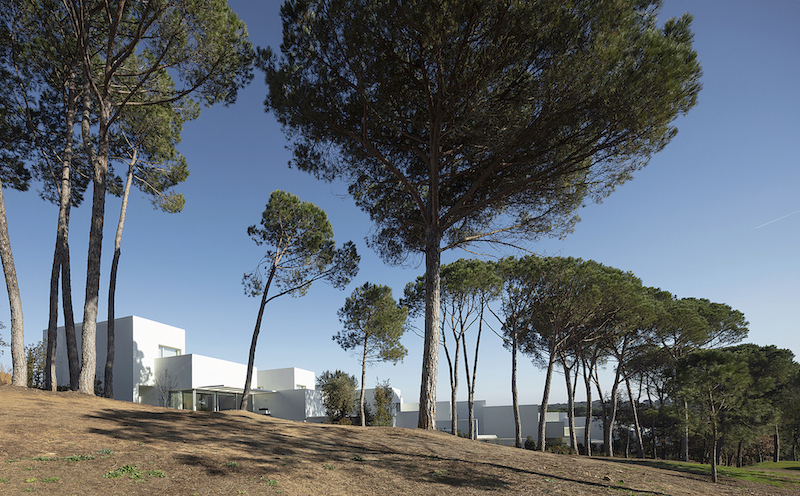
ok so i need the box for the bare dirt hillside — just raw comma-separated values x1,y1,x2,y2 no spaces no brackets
0,385,795,495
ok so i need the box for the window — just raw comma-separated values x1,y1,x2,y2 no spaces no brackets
159,345,181,358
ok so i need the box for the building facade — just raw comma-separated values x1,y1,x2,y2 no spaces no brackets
48,316,603,447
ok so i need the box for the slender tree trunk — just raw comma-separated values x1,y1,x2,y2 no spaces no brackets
46,245,61,391
464,313,482,440
717,412,727,466
682,399,690,462
646,382,657,459
440,313,455,433
606,366,623,457
538,346,556,451
511,323,521,448
592,364,610,457
450,332,460,435
46,66,77,391
78,67,111,393
774,424,781,463
563,358,578,454
62,222,78,391
105,160,135,398
625,375,645,458
595,385,608,456
711,403,718,483
0,183,25,387
359,334,367,427
606,337,629,457
240,263,276,410
737,440,743,467
583,363,593,457
418,226,441,430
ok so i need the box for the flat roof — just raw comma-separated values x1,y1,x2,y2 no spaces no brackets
189,385,278,394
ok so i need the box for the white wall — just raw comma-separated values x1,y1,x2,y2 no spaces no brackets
252,389,323,421
130,316,185,401
188,354,253,389
46,316,185,403
482,405,541,443
153,355,194,390
257,367,315,390
47,316,136,401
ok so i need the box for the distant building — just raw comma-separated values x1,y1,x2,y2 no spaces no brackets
47,316,604,447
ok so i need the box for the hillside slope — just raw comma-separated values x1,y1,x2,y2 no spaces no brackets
0,385,792,495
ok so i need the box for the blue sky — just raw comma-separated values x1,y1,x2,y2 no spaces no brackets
1,0,798,407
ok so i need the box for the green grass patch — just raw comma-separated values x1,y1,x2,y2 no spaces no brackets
747,460,800,471
64,454,95,462
633,460,800,488
103,465,165,480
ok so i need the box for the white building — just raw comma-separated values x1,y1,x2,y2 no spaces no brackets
47,316,604,447
395,399,604,447
47,316,325,421
48,315,185,403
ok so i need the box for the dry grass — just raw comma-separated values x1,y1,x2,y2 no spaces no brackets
0,384,796,495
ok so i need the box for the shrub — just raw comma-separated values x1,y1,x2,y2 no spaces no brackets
546,438,573,455
372,379,395,427
317,370,358,423
524,436,537,450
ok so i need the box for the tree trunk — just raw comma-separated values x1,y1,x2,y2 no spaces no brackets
625,375,645,458
583,364,593,457
774,424,781,463
240,263,276,410
563,358,578,454
440,318,455,434
0,183,25,387
592,363,610,457
647,383,657,459
737,440,743,467
465,314,482,440
711,407,718,483
46,66,78,391
62,224,78,391
105,160,135,398
605,366,622,458
682,399,690,462
450,333,459,436
538,346,556,451
359,334,367,427
46,245,61,391
511,323,521,448
418,226,441,430
606,336,629,457
78,81,110,394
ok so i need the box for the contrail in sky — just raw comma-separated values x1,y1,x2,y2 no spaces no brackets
755,209,800,229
